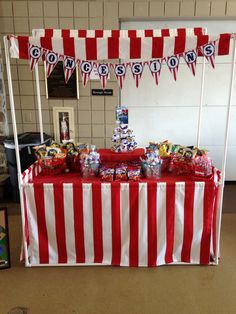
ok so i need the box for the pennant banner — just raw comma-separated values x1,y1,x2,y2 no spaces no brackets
131,62,144,88
97,63,110,89
27,43,217,88
111,63,127,89
201,42,216,69
29,45,42,71
80,61,93,87
183,50,197,76
63,57,77,83
167,55,180,81
45,51,59,77
148,59,162,85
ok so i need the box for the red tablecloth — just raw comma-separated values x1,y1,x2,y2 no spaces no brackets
21,161,220,267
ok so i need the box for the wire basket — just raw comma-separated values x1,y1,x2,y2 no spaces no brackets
142,163,162,179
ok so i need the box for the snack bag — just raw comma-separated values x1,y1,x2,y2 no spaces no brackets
99,167,115,182
115,166,127,181
127,168,141,181
46,147,61,157
51,141,61,148
76,143,89,154
158,140,173,157
34,144,47,158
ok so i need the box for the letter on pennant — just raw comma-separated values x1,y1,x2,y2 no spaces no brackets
45,51,59,77
183,50,197,76
80,61,93,87
148,60,162,85
63,57,77,83
111,63,127,89
29,44,42,71
166,55,180,81
201,42,216,69
131,62,144,88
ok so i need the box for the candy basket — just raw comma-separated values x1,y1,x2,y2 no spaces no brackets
170,155,212,177
38,155,67,175
142,162,162,179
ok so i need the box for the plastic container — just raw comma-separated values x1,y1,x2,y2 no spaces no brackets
4,132,51,202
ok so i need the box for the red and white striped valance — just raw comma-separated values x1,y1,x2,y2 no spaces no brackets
32,27,206,38
8,33,232,60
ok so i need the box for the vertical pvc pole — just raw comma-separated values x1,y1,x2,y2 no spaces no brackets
215,36,236,264
196,57,206,147
4,36,30,266
34,63,44,143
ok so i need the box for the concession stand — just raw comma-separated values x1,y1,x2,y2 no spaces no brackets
3,27,235,267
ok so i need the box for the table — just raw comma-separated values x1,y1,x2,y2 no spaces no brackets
21,161,220,267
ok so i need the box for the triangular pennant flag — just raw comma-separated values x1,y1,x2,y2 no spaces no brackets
97,63,110,89
148,59,162,85
183,50,197,76
45,51,59,77
201,42,216,69
111,63,127,89
166,55,180,81
80,61,93,87
130,62,144,88
29,44,42,71
63,56,78,83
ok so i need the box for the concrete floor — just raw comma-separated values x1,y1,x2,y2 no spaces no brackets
0,212,235,314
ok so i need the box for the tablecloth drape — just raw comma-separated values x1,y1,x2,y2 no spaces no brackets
22,163,220,267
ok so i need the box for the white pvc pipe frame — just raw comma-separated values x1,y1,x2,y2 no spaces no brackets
3,35,236,267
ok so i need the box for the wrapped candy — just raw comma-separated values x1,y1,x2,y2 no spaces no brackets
80,145,100,178
194,155,212,177
111,121,137,152
141,150,162,179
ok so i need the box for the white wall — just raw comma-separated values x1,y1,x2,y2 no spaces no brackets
121,20,236,180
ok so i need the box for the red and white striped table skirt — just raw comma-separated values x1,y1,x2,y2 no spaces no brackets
22,169,219,267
